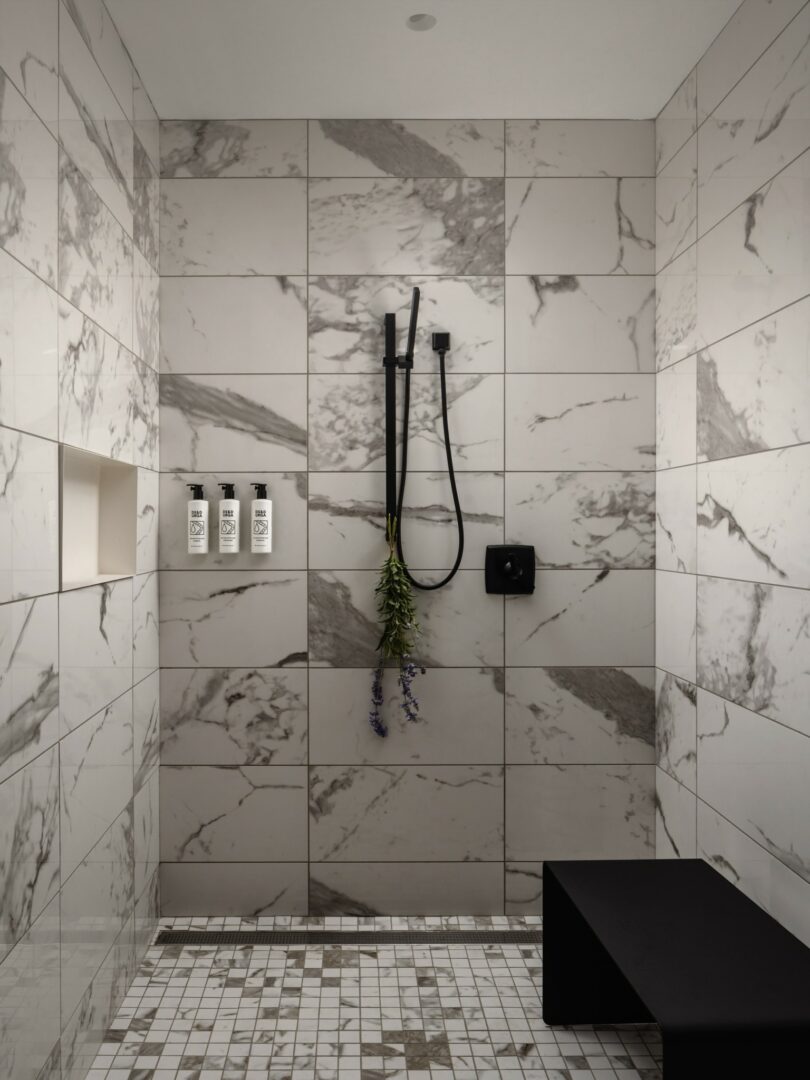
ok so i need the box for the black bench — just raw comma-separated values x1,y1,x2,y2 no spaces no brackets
543,859,810,1078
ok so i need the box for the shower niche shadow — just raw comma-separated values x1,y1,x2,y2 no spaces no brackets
60,446,137,590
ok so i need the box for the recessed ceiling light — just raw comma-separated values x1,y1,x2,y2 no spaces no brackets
406,13,437,31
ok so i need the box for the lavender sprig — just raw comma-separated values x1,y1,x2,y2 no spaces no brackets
398,655,423,722
369,662,387,737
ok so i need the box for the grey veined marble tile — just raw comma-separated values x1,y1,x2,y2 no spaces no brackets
134,765,158,899
160,119,306,178
655,135,696,273
310,119,504,177
655,243,697,370
506,120,653,178
656,464,697,574
133,669,159,791
133,571,158,684
0,428,59,604
0,0,59,133
505,862,543,915
136,468,159,575
62,0,134,121
309,765,504,862
655,766,696,859
309,275,504,374
656,68,696,173
697,575,810,736
133,247,159,373
656,669,697,791
506,472,655,569
160,668,308,766
657,355,696,469
505,177,654,274
0,68,58,285
656,570,696,683
0,594,59,786
133,136,158,269
160,862,308,917
310,863,504,917
505,275,655,374
505,667,655,765
309,178,505,275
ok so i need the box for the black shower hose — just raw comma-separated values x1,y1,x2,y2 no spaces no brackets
396,348,465,590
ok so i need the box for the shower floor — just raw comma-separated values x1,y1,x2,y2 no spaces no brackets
87,916,663,1080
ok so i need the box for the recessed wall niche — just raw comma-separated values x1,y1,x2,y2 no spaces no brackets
60,446,137,590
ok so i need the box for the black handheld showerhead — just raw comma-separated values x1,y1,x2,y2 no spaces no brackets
405,286,420,363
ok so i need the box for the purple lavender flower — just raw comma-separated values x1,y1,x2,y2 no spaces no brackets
398,655,422,722
369,662,387,737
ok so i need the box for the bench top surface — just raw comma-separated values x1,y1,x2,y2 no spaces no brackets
546,859,810,1033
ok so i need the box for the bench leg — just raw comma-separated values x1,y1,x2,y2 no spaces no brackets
542,866,653,1026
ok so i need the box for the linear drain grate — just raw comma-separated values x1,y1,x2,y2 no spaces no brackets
156,929,542,947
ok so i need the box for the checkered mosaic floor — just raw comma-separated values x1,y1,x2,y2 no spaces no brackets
88,916,663,1080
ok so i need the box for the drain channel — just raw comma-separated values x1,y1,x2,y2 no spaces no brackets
156,929,542,947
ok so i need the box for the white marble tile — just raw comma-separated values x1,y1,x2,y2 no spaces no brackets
656,68,696,172
159,570,307,668
133,246,159,371
160,862,308,917
0,428,58,603
0,0,58,132
0,744,59,962
59,578,133,733
160,275,307,374
698,3,810,236
160,765,307,861
160,373,307,471
697,147,810,350
309,667,504,764
655,766,696,858
310,119,504,178
697,575,810,735
505,763,654,860
0,896,60,1080
505,275,655,373
506,569,654,667
309,274,503,374
308,471,502,571
58,149,132,347
698,687,810,884
656,668,697,790
0,594,58,785
133,133,158,270
136,467,158,574
506,472,654,569
505,667,654,765
60,690,133,880
160,178,307,275
133,71,158,171
655,242,697,370
309,569,503,668
698,799,810,949
309,178,505,275
133,668,158,791
134,870,158,959
60,804,133,1022
133,571,158,684
61,0,134,120
655,135,696,272
132,354,158,471
58,7,133,233
506,120,653,178
310,863,504,917
161,668,307,766
698,445,810,588
506,374,655,470
310,764,503,862
0,247,58,438
657,355,697,469
161,119,306,177
656,465,696,574
505,177,654,274
310,372,503,472
133,764,158,898
655,570,696,682
505,862,543,914
697,298,810,460
0,68,58,284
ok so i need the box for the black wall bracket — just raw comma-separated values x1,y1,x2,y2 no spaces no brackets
485,545,536,594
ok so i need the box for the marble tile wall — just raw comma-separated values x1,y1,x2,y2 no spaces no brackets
0,0,160,1075
158,115,656,916
654,0,810,947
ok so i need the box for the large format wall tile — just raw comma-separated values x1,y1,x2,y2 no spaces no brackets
655,135,696,272
133,669,158,790
655,766,696,858
656,669,697,790
160,373,307,471
506,472,654,569
160,178,307,275
136,468,159,574
160,765,307,861
309,275,504,374
656,464,696,573
62,0,134,122
505,275,655,374
159,571,307,668
133,247,159,372
655,243,697,370
160,119,306,178
506,570,654,667
134,766,158,899
310,862,504,916
309,667,504,765
310,119,504,178
505,667,654,765
309,178,505,275
133,136,158,269
657,356,696,469
506,120,653,178
506,374,654,470
0,428,58,603
506,764,654,861
310,765,503,862
160,276,307,374
505,178,654,274
0,0,59,132
505,863,544,914
133,571,158,684
160,862,307,916
656,69,696,172
655,570,696,682
134,71,158,169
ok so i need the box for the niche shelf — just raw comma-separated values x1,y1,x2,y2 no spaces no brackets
60,446,137,591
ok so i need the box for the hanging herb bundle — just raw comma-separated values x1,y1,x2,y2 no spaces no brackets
369,516,423,737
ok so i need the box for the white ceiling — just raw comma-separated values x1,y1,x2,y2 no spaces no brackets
108,0,742,120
